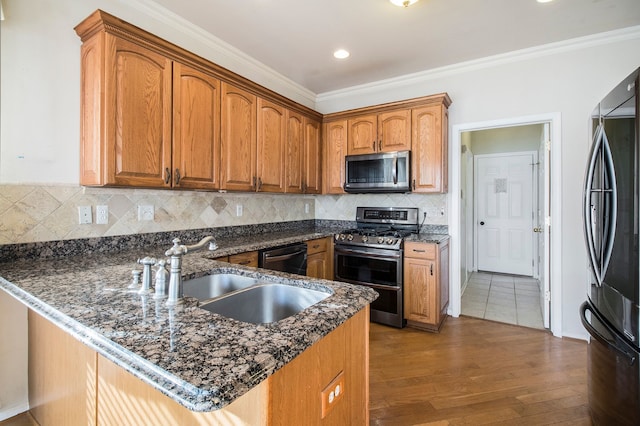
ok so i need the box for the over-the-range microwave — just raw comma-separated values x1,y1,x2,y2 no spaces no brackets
344,150,411,193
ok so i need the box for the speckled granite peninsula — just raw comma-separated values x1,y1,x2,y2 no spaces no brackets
0,221,379,419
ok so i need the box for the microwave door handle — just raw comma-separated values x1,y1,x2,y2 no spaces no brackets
393,156,398,184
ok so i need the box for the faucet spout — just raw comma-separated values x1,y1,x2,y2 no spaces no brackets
165,236,217,306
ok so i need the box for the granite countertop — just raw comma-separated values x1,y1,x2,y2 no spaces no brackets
0,227,378,412
405,233,450,244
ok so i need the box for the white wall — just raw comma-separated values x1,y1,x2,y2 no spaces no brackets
317,31,640,340
469,124,543,155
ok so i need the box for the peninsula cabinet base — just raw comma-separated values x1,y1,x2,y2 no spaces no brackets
27,307,369,425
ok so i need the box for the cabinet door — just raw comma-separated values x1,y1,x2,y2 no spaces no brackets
172,63,221,189
257,98,286,193
105,35,172,187
347,115,377,155
378,109,411,152
220,83,257,191
228,251,258,267
303,117,322,194
286,110,304,193
324,120,348,194
404,256,437,324
412,105,447,193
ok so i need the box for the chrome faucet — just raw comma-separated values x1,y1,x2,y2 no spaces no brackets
165,236,218,306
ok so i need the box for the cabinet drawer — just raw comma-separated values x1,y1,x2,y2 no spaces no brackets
404,242,436,259
306,237,329,255
228,251,258,267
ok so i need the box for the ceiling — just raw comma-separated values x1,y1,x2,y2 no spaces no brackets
150,0,640,94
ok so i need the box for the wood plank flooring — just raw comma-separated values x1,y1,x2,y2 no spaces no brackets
370,316,590,425
2,316,590,426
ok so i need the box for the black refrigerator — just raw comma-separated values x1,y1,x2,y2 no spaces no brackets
581,67,640,425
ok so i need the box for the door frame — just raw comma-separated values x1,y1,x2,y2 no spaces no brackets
449,112,562,337
473,151,539,277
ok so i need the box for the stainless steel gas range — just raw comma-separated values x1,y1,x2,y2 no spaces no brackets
333,207,419,328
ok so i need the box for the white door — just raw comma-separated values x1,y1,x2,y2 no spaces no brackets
539,124,551,328
475,153,535,276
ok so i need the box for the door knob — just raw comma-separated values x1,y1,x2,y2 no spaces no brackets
480,221,485,225
533,227,542,233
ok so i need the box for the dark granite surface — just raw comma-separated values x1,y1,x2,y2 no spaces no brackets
0,225,378,412
405,233,450,244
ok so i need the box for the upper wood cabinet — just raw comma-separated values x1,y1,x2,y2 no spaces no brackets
257,99,287,193
347,110,411,155
220,83,257,191
79,34,173,187
173,63,221,189
303,117,322,194
324,120,348,194
75,10,321,193
412,104,448,193
286,111,304,193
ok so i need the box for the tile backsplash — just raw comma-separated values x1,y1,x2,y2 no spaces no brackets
0,184,447,244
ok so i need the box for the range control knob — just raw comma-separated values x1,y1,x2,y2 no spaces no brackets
347,234,354,241
362,235,368,243
377,236,385,244
339,234,346,241
386,238,395,245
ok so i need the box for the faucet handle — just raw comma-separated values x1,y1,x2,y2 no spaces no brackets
165,238,187,257
137,257,156,294
129,269,142,289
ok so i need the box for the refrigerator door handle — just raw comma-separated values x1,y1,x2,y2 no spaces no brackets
580,302,636,366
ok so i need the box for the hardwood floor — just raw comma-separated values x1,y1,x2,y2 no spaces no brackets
2,316,590,426
370,316,590,425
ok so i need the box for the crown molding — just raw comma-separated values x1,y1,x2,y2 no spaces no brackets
125,0,317,108
316,25,640,107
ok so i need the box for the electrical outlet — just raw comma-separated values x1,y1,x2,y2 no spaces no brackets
78,206,92,224
138,205,154,221
96,205,109,224
236,204,243,217
321,371,345,419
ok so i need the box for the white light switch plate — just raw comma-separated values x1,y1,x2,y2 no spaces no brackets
78,206,92,224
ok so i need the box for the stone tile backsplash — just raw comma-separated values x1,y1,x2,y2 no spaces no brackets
0,184,447,244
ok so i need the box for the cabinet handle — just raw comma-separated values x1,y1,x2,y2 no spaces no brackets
378,140,382,151
312,244,320,249
430,264,434,276
257,177,263,191
412,249,426,253
412,179,416,190
252,176,257,190
164,168,171,185
372,141,376,151
238,260,251,265
174,168,181,185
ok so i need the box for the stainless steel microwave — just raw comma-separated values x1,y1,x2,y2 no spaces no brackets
344,151,411,193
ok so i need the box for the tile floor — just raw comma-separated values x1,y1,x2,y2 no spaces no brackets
461,272,545,329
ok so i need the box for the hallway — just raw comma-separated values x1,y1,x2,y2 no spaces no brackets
461,272,544,329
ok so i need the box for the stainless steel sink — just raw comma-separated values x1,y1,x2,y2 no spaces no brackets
199,283,330,324
183,273,258,302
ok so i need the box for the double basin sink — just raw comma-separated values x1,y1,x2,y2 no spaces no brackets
183,273,331,324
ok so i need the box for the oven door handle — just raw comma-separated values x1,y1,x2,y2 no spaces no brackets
365,282,401,292
335,247,402,260
393,156,398,185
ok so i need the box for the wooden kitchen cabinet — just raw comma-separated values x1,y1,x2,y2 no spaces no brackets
403,239,449,332
286,110,305,193
411,104,448,193
220,82,258,192
257,98,287,193
27,306,369,425
323,120,348,194
306,237,333,280
303,117,323,194
347,110,411,155
229,251,259,267
76,24,222,189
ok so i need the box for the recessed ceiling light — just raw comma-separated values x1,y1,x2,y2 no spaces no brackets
389,0,419,7
333,49,350,59
536,0,554,3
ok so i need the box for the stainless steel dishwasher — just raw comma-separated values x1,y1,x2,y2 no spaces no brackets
258,243,307,275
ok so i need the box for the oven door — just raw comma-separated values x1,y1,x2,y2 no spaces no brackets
334,245,404,327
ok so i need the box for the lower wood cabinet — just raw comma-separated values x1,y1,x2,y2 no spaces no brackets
27,307,369,425
403,239,450,332
306,237,333,280
213,250,259,267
